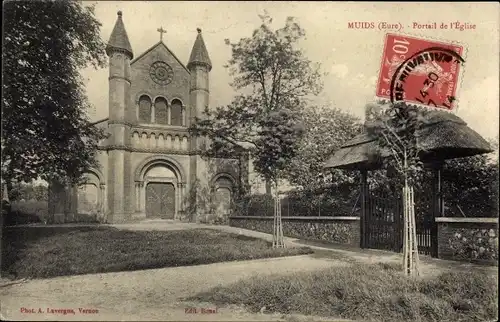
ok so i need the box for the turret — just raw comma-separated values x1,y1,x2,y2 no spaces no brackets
187,28,211,120
105,11,134,220
106,10,133,137
187,28,213,217
106,11,134,60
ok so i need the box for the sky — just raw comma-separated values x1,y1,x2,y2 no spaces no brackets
82,1,499,142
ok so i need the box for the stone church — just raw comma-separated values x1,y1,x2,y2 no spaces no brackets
48,11,249,223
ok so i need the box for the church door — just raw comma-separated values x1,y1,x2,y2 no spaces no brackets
146,183,175,219
214,187,232,217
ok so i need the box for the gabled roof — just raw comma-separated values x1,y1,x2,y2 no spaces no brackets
130,41,190,74
187,28,212,71
106,11,133,59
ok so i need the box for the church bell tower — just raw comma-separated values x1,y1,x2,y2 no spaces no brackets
187,28,212,133
105,11,134,222
187,28,213,219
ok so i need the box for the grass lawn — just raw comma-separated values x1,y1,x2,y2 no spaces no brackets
1,226,312,280
189,262,498,322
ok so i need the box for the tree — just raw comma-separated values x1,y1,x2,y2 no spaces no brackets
280,106,362,216
442,150,498,218
366,101,427,276
2,0,107,199
189,13,323,195
284,106,362,190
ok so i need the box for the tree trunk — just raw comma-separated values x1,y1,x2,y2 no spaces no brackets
5,180,15,202
1,182,10,279
2,182,10,203
265,179,272,195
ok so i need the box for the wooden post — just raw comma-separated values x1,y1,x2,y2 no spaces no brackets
410,186,420,276
272,182,284,248
430,162,443,258
360,169,368,248
393,195,402,252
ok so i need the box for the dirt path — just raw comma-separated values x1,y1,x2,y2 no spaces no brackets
114,221,497,279
1,255,347,321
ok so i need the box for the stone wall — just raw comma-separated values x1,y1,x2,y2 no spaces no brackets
437,217,499,264
130,44,191,122
229,216,360,247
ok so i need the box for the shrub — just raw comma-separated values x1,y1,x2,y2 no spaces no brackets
234,190,359,218
11,200,48,217
234,194,274,217
442,155,498,218
3,200,46,226
3,211,42,226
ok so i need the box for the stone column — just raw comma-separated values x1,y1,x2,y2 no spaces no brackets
134,182,140,212
167,102,171,125
135,99,140,121
99,183,106,218
140,181,146,213
179,182,186,212
174,184,179,219
151,102,156,123
181,105,186,126
181,182,188,220
176,183,181,216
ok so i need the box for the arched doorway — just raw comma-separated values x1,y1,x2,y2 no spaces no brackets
211,175,235,218
144,165,177,219
135,156,187,220
78,183,98,214
77,171,104,217
214,186,231,216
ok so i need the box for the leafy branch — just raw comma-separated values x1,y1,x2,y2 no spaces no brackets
365,102,429,188
2,0,107,194
189,14,322,194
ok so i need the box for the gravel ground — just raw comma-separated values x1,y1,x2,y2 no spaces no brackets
1,255,346,321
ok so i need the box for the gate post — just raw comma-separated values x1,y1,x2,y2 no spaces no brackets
431,162,444,258
360,169,368,248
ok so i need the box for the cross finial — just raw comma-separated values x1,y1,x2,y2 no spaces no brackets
157,27,166,41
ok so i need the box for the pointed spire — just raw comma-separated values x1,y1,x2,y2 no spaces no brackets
187,28,212,71
106,11,133,59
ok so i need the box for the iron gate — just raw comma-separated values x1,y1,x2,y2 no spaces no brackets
365,194,402,252
364,192,435,256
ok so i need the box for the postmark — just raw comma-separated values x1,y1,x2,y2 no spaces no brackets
376,33,465,110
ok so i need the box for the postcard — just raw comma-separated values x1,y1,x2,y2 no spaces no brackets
1,1,498,321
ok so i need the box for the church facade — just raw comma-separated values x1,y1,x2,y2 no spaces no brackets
48,11,249,224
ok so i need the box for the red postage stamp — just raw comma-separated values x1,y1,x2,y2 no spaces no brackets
376,33,465,110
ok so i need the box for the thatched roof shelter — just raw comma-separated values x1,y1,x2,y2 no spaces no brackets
323,110,494,256
324,110,493,171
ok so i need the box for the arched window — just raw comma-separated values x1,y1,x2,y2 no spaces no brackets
154,97,168,125
138,95,152,123
170,99,183,126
